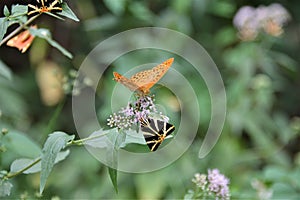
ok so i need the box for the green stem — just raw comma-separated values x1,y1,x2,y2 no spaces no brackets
67,131,110,146
44,98,66,136
0,14,40,46
5,157,41,179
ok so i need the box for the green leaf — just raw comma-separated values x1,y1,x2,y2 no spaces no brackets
11,5,28,16
0,180,13,197
184,190,194,200
29,28,73,59
107,129,126,193
83,128,127,193
4,6,10,17
40,132,74,194
10,4,28,23
103,0,127,16
58,3,80,22
10,150,70,174
0,17,9,41
83,129,110,148
120,129,146,147
209,1,235,18
2,130,41,158
128,2,153,22
272,182,299,199
0,60,12,80
108,167,118,193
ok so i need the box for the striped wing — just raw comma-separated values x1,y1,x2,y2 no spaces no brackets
140,118,175,151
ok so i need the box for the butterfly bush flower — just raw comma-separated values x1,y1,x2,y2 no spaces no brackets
233,3,290,40
207,169,230,199
233,6,259,40
185,169,230,200
107,95,168,129
192,173,207,190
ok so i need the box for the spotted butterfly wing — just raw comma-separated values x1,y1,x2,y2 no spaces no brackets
140,118,175,151
113,72,140,91
113,58,174,95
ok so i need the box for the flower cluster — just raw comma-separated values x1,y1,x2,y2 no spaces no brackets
233,3,290,40
192,173,207,191
186,169,230,200
107,95,168,129
207,169,230,199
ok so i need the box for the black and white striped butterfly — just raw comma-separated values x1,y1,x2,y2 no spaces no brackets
140,118,175,151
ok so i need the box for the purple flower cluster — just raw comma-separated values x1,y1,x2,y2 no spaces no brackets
233,3,290,40
207,169,230,199
190,169,230,200
107,95,166,129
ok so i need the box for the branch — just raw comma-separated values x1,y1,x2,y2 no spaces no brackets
0,14,40,47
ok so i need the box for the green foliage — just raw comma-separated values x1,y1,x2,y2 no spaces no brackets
0,60,12,80
9,150,70,174
107,129,126,193
58,3,80,22
10,4,28,24
2,130,41,158
0,2,78,58
40,132,74,194
103,0,127,16
29,27,73,59
0,17,9,41
3,6,10,17
0,4,28,41
0,180,13,197
0,0,300,199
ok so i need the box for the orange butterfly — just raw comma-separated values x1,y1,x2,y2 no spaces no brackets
113,58,174,95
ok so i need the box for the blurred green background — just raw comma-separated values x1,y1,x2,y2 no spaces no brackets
1,0,300,199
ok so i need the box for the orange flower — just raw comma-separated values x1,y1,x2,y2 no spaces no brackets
6,25,37,53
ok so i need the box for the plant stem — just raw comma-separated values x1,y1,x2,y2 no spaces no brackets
67,131,110,146
5,157,41,179
44,98,66,136
0,14,40,46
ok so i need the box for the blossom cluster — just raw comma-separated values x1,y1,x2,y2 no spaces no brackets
107,95,168,129
233,3,290,40
207,169,230,199
187,169,230,200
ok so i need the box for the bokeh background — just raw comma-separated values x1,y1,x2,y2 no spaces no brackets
1,0,300,199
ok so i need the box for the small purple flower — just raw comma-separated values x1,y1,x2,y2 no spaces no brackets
267,3,290,25
233,3,290,40
189,169,230,200
233,6,258,30
107,94,169,129
207,169,230,199
121,104,135,117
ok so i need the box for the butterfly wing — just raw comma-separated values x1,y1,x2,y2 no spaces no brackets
140,118,175,151
113,72,140,91
113,58,174,94
129,58,174,94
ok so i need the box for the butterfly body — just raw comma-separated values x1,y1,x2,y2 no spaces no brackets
113,58,174,95
140,118,175,151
